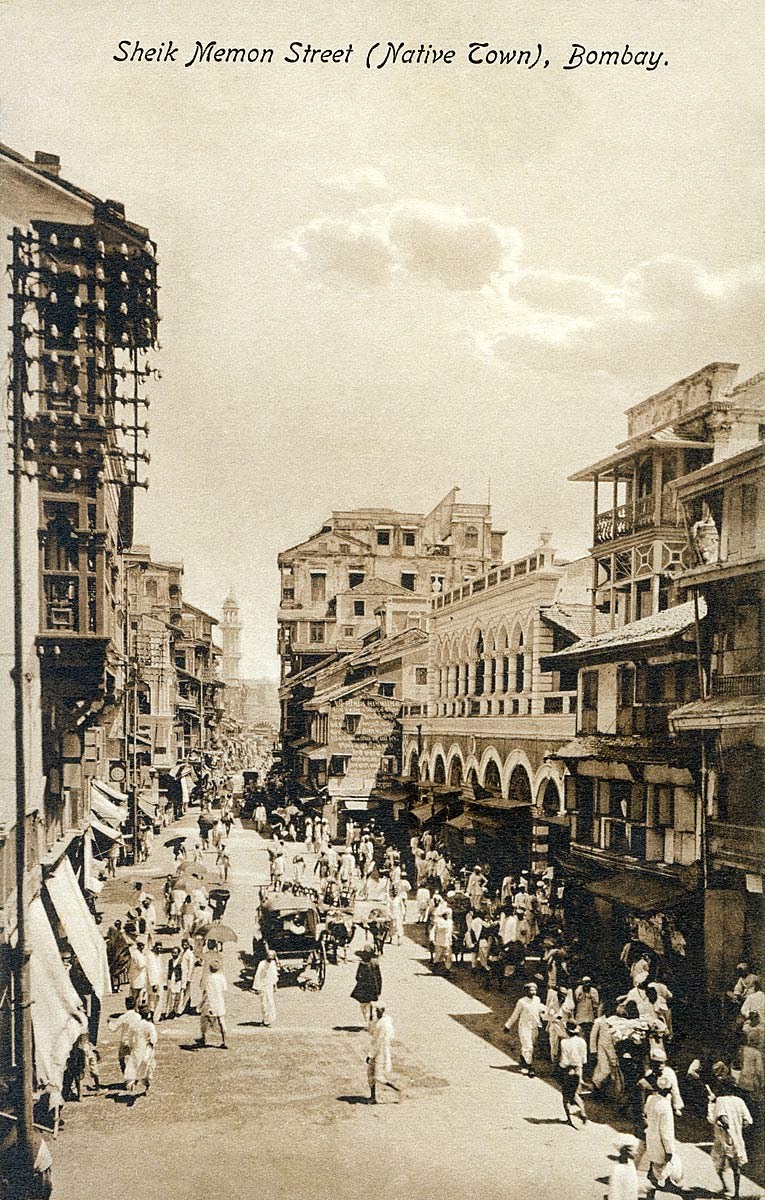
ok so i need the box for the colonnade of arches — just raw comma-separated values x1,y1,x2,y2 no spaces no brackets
432,615,535,716
404,741,565,816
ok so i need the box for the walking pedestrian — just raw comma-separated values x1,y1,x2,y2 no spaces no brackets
390,890,406,946
367,1004,399,1104
216,843,231,882
128,940,148,1008
644,1073,683,1194
607,1142,639,1200
198,961,228,1048
179,938,196,1013
107,996,143,1091
573,976,600,1050
558,1020,588,1126
105,919,130,991
351,947,382,1028
252,950,279,1026
135,1009,158,1094
432,905,454,975
708,1082,753,1200
145,942,164,1017
504,982,547,1077
163,947,184,1019
106,839,120,877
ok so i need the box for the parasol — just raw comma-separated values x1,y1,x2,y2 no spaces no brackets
164,835,187,849
198,922,238,943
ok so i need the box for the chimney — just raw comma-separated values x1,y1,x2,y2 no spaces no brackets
34,151,61,178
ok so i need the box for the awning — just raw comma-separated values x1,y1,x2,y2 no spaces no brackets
45,856,111,1000
138,797,158,819
585,870,695,914
411,802,445,824
92,778,128,804
446,812,475,831
550,734,693,770
90,788,126,830
669,692,765,732
27,896,87,1091
468,794,532,812
304,746,328,761
90,815,124,844
370,785,412,803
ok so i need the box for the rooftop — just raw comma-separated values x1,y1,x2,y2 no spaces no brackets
541,598,704,667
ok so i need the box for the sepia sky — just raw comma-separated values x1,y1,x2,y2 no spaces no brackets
0,0,762,678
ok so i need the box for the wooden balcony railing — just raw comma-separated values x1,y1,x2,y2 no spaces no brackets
594,492,656,545
711,673,765,698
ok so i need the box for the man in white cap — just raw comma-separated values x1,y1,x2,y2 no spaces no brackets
504,982,547,1077
644,1072,683,1193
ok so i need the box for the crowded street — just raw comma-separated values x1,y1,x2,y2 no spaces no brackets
47,806,764,1200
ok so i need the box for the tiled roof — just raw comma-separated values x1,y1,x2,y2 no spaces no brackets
541,605,609,642
349,576,410,596
542,599,704,665
551,734,694,768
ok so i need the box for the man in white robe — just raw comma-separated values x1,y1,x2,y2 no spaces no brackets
252,951,279,1026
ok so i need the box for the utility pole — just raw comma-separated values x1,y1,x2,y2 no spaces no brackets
10,227,38,1192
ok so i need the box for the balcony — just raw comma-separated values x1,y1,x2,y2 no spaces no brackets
711,673,765,698
708,821,765,872
594,493,656,545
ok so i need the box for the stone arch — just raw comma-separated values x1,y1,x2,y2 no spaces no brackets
448,752,463,789
509,620,525,651
430,742,447,784
479,746,505,795
507,762,533,806
537,770,564,817
419,752,430,781
445,743,465,780
501,749,535,797
464,756,480,786
403,743,419,779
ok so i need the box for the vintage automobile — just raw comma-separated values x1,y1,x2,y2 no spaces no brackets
258,892,328,989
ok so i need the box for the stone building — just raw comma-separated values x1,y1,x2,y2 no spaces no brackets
542,362,765,994
281,616,430,836
174,603,225,756
0,143,157,1088
400,534,599,874
668,437,765,989
276,486,504,682
570,361,765,632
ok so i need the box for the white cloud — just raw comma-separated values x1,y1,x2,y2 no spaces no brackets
284,189,763,389
285,200,522,292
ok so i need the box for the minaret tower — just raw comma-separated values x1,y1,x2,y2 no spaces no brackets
221,590,243,684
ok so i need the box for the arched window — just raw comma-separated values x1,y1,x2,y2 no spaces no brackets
408,749,419,780
484,759,501,794
449,756,463,788
475,631,485,696
464,525,479,548
541,778,561,817
433,755,446,784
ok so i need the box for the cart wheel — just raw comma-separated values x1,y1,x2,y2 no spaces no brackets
317,941,327,990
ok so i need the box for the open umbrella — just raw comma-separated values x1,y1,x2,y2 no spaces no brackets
171,874,208,893
164,835,187,849
198,922,238,944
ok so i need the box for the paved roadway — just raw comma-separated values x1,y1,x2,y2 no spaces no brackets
51,818,763,1200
